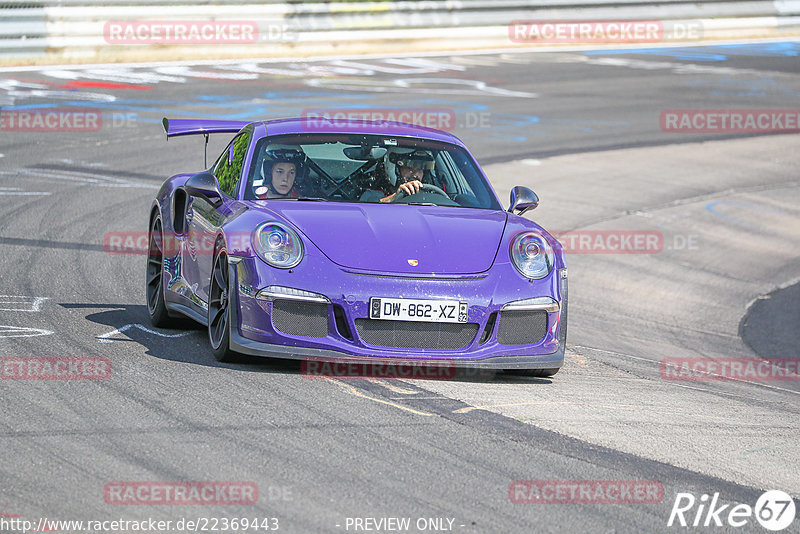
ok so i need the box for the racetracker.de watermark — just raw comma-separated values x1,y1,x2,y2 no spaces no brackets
660,358,800,381
661,109,800,133
0,516,281,534
508,20,703,43
300,109,490,132
1,357,111,380
553,230,664,254
0,109,102,132
104,482,259,505
103,20,259,44
301,360,457,380
106,229,677,257
103,231,252,256
509,480,664,504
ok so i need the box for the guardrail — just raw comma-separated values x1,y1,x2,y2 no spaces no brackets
1,0,799,63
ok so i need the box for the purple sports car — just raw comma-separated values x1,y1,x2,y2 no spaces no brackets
147,117,567,376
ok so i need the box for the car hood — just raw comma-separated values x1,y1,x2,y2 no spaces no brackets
255,202,508,274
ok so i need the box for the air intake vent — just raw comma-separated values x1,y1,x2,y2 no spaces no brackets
497,310,548,345
272,300,329,338
355,319,478,350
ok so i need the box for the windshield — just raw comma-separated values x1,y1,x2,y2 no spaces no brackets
243,134,502,210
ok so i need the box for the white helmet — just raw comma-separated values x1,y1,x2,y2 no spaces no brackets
384,147,434,185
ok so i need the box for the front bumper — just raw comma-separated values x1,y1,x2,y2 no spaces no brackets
228,257,567,370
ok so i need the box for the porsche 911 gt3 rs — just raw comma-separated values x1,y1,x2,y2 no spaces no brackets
147,117,567,376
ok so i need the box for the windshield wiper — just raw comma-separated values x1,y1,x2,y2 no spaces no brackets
294,197,328,202
405,202,438,206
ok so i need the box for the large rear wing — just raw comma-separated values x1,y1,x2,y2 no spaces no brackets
163,117,251,167
162,117,250,138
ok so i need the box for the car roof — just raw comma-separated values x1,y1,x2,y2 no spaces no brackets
252,118,466,148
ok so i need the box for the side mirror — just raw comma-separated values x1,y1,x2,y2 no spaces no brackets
508,186,539,215
184,172,223,208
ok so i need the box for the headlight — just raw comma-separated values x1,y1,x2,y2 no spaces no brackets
254,222,303,269
510,232,554,279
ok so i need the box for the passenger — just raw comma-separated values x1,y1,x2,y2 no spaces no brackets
254,149,305,199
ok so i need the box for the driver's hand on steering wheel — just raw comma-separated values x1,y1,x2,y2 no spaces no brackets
398,180,423,196
380,180,422,203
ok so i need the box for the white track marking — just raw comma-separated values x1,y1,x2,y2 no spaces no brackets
384,57,467,71
0,325,54,338
581,56,784,77
0,79,116,102
0,185,52,195
448,56,500,67
14,168,157,189
335,57,465,74
214,63,307,77
42,67,186,84
96,323,193,343
0,36,792,73
154,66,259,80
453,400,686,415
0,80,49,90
306,76,537,97
0,296,49,312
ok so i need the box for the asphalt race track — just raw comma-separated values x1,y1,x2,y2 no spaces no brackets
1,41,799,533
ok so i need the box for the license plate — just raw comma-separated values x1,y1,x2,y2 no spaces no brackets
369,298,468,323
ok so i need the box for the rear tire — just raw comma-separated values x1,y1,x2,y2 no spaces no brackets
208,245,239,363
146,216,175,328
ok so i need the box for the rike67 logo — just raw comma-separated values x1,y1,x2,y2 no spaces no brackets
668,490,796,531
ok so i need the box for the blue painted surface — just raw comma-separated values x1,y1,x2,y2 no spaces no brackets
706,201,786,227
585,41,800,61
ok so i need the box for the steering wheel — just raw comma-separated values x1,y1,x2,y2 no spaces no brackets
391,183,449,202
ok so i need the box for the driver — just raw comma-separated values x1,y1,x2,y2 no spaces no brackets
254,148,305,199
379,148,436,203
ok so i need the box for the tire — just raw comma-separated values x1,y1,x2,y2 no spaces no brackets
208,245,239,363
146,216,175,328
